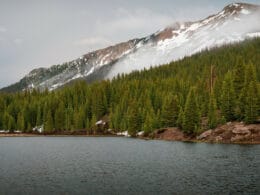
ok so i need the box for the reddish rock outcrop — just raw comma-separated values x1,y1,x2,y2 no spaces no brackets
150,128,191,141
147,122,260,144
197,122,260,144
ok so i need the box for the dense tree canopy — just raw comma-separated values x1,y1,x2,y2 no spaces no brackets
0,38,259,134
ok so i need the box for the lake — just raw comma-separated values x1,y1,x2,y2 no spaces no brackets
0,137,259,194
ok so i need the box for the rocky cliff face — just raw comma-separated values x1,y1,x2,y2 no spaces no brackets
1,3,260,92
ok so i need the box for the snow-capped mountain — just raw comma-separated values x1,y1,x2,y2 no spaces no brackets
1,3,260,92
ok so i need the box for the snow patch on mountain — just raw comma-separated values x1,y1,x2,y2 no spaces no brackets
247,32,260,38
85,66,95,76
106,6,260,79
1,3,260,92
241,9,251,15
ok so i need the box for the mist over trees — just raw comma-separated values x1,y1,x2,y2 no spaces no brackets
0,38,259,135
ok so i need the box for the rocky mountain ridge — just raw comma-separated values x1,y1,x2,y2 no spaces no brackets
1,3,260,92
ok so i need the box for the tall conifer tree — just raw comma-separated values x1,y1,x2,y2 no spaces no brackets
221,72,236,121
182,87,200,133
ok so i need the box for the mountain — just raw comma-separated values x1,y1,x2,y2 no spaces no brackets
1,2,260,92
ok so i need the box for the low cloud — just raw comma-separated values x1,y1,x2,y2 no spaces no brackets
107,11,260,79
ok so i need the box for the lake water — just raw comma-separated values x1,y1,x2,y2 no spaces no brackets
0,137,259,194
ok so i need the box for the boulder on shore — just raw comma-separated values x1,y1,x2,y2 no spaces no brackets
197,130,212,140
232,126,251,135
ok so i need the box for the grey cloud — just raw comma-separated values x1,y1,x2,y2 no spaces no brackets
0,26,7,33
13,38,24,45
95,8,175,37
73,36,113,51
0,0,260,88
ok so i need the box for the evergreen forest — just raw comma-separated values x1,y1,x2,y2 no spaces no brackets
0,38,259,136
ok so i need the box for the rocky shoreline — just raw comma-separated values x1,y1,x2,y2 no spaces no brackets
145,122,260,144
1,122,259,144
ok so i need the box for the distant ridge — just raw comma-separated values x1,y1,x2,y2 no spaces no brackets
1,2,260,92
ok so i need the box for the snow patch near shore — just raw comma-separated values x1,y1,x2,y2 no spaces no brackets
137,131,144,136
116,131,130,137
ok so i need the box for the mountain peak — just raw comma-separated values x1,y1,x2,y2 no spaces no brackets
1,2,260,92
223,2,259,13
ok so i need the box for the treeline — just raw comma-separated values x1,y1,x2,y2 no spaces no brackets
0,38,259,135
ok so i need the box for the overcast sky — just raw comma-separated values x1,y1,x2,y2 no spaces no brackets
0,0,259,88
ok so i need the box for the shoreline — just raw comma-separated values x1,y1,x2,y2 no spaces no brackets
143,122,260,145
147,137,260,145
1,135,259,145
138,135,260,145
0,133,120,138
1,122,259,144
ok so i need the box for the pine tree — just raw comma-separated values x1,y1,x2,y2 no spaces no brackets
220,72,236,121
36,105,42,126
90,114,97,134
143,114,152,136
182,87,200,133
239,63,258,119
233,57,245,95
85,117,90,133
143,108,157,135
91,90,106,119
7,115,15,132
27,122,32,132
110,105,125,131
120,118,128,131
161,95,179,127
42,102,48,124
65,105,73,131
244,62,257,86
44,110,54,133
2,112,10,131
127,102,142,136
0,113,2,130
73,108,85,130
155,109,161,129
54,101,65,131
177,107,184,129
17,112,25,131
207,92,218,129
257,83,260,116
244,82,258,124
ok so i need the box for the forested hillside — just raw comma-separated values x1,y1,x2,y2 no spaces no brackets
0,38,259,135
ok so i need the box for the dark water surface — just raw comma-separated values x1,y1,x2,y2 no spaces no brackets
0,137,259,194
